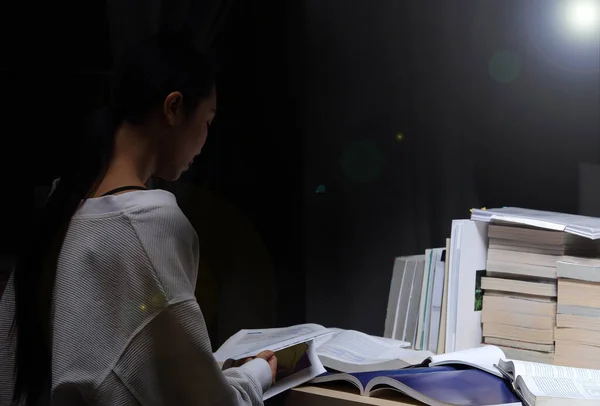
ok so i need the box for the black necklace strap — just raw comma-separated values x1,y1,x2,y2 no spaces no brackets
101,185,148,197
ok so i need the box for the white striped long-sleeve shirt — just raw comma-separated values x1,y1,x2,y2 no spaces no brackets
0,190,271,405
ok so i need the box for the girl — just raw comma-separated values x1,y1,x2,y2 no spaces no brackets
0,33,276,405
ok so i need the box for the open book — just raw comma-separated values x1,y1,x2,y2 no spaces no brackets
497,359,600,406
314,328,429,373
213,324,330,399
213,324,413,399
311,366,521,405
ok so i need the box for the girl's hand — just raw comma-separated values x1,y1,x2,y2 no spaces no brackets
254,350,278,385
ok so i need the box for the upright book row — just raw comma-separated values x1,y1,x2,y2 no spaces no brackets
386,207,600,368
385,220,487,354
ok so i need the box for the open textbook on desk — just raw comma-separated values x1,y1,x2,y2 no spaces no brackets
312,367,520,406
497,359,600,406
213,323,419,399
312,344,600,406
311,345,521,405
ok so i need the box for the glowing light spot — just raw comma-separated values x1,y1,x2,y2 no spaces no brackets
140,304,147,311
395,133,405,142
340,141,384,183
489,51,521,84
315,184,326,194
564,0,599,35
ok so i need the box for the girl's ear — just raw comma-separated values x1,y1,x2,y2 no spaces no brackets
163,91,184,126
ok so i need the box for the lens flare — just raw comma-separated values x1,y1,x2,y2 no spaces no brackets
564,0,599,35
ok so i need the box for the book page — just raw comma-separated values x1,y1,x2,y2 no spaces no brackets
263,341,327,400
214,324,329,362
512,360,600,381
518,375,600,400
429,345,505,377
315,329,426,365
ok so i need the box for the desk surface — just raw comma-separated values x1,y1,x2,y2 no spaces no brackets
285,385,423,406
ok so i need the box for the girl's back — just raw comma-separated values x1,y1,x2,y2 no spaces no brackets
1,32,275,406
1,190,235,404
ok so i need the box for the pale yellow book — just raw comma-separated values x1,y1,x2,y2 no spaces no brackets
482,277,556,297
558,279,600,309
555,327,600,347
555,340,600,360
483,337,555,352
483,322,554,344
483,295,556,318
482,309,554,330
556,313,600,332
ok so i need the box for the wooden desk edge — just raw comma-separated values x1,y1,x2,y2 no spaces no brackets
286,385,422,406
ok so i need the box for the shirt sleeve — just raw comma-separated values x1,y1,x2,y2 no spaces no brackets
123,204,272,405
112,299,272,406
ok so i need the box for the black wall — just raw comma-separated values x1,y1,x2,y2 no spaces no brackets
299,0,599,335
2,0,599,337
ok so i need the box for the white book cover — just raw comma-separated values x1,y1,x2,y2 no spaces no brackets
416,249,444,351
384,257,408,339
394,259,416,341
404,259,425,346
446,220,488,352
416,250,433,349
428,250,446,352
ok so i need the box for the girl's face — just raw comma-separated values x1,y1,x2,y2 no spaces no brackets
154,87,217,180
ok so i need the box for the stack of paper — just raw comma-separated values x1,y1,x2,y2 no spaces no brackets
471,207,600,240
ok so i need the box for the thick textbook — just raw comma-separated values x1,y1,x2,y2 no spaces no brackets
497,359,600,406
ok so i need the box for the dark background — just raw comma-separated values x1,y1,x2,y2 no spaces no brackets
1,0,598,337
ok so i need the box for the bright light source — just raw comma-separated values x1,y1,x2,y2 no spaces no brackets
564,0,599,35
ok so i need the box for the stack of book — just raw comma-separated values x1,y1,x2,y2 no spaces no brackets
555,257,600,369
481,224,599,364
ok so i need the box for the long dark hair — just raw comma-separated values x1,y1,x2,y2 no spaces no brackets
12,32,216,404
